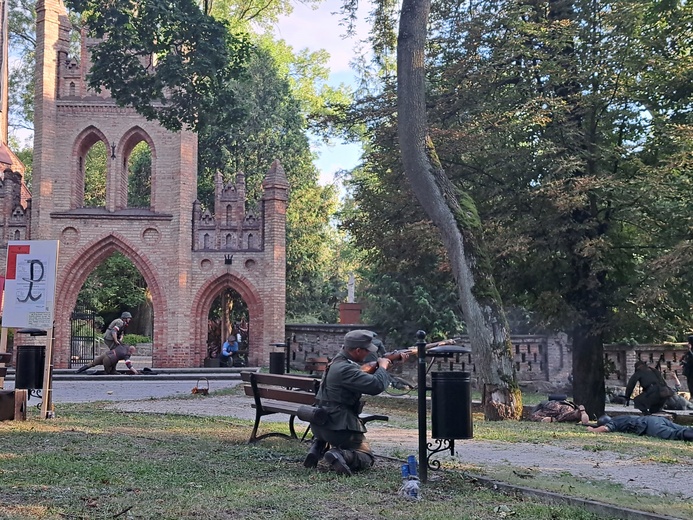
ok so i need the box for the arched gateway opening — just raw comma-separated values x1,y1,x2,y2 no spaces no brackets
192,274,263,367
206,288,249,365
53,234,167,368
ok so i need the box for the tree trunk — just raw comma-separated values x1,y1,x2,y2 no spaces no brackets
571,327,606,419
397,0,521,420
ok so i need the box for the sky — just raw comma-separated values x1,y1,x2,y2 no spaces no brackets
272,0,372,186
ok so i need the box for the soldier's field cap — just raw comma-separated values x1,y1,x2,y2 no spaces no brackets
344,330,378,352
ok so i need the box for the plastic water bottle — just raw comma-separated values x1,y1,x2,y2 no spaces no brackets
398,456,420,500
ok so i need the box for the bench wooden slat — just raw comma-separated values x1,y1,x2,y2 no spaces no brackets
243,385,316,405
241,371,319,392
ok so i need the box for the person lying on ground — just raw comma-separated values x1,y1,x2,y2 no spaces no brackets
76,345,139,375
587,414,693,441
529,399,590,423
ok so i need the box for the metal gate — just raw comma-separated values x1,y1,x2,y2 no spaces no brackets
70,305,98,368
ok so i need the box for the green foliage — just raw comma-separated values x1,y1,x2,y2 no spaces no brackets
425,0,693,343
341,108,465,342
76,253,147,314
350,0,693,346
66,0,251,132
122,333,152,345
8,0,36,131
83,141,106,206
127,141,151,208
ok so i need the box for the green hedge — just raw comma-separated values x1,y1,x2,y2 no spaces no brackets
122,334,152,346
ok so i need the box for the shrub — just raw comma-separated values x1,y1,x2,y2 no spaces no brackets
122,334,151,346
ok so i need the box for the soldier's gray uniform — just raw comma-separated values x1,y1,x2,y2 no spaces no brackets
104,318,125,350
601,415,693,441
307,330,390,474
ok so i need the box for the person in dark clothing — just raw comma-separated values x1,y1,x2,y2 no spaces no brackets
303,329,394,476
76,345,139,375
681,336,693,395
588,414,693,441
625,360,668,415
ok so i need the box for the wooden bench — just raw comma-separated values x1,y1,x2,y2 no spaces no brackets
241,371,389,443
304,356,329,375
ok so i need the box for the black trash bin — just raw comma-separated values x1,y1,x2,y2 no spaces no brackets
15,345,45,390
269,352,285,374
431,371,473,439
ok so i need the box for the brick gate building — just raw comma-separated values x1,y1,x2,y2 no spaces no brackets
3,0,288,368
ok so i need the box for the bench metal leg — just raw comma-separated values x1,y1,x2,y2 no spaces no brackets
288,415,297,439
248,410,263,443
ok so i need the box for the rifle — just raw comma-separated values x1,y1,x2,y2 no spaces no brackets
360,337,463,374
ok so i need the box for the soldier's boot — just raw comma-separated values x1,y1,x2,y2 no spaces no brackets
303,440,327,468
324,448,354,476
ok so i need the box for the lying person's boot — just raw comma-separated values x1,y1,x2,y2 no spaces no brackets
75,365,89,374
303,440,327,468
683,428,693,442
324,448,353,476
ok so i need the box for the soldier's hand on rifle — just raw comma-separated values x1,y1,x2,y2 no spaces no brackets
377,358,392,371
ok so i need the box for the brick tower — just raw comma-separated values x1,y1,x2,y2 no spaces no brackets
28,0,287,367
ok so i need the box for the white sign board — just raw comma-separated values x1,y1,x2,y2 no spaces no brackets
2,240,59,329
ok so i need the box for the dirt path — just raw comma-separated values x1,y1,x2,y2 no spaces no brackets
111,393,693,501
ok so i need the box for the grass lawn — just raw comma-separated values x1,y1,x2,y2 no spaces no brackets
1,393,691,519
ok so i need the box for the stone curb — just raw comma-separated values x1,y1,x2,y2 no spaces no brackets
468,474,683,520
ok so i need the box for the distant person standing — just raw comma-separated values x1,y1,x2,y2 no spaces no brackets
104,312,132,350
681,336,693,395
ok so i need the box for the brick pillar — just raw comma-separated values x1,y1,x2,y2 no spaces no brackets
33,0,70,238
258,160,289,366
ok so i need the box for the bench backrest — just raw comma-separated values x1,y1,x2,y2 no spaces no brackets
241,371,320,406
305,356,329,374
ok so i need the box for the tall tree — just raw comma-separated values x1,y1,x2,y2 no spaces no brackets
394,0,520,419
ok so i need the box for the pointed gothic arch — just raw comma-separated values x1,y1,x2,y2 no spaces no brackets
117,126,157,210
71,125,110,208
191,273,264,366
52,233,168,367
